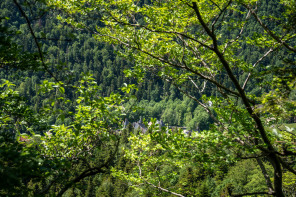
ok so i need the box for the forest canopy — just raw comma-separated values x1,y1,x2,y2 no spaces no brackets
1,0,296,196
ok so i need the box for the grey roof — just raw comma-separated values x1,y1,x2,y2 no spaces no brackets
133,122,147,133
156,119,165,128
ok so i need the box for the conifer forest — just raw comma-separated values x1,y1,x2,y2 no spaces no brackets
1,0,296,196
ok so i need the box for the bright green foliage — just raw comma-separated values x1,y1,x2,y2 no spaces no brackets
47,0,296,196
111,121,237,196
282,171,296,196
0,74,133,196
38,74,125,158
23,74,133,195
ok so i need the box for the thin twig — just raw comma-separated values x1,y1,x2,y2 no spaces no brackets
13,0,62,85
256,158,274,193
242,47,275,90
231,191,274,197
243,3,296,53
137,163,185,197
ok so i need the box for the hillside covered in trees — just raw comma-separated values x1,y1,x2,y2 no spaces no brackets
0,0,296,196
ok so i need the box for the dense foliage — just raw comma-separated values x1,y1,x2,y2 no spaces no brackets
1,0,296,196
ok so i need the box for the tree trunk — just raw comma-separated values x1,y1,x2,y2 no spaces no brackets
269,153,285,197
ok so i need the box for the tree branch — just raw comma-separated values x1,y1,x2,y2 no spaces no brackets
243,4,296,53
192,2,216,42
256,158,274,193
242,47,275,90
13,0,62,85
169,80,221,126
56,138,120,196
211,0,232,33
231,191,275,197
278,157,296,176
223,9,251,54
104,9,214,50
137,163,185,197
92,29,243,99
191,2,284,195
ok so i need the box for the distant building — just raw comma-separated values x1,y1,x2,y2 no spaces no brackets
156,120,165,128
123,118,199,136
123,118,167,134
133,120,147,133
